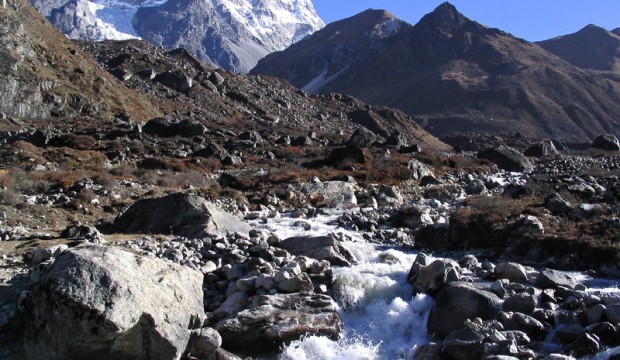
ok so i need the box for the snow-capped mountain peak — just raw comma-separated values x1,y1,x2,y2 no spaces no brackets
31,0,325,72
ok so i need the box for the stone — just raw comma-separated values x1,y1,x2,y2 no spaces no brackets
209,71,225,86
61,224,106,243
440,330,485,360
407,253,432,283
457,254,479,271
592,134,620,151
187,327,222,358
524,139,559,157
215,293,341,356
390,206,433,229
412,259,461,296
275,271,313,293
477,146,534,172
31,244,68,264
497,312,546,341
503,293,538,314
113,192,251,238
142,118,207,138
110,67,133,81
535,268,577,289
412,342,442,360
604,303,620,323
567,332,601,357
465,179,487,195
377,185,404,206
326,144,367,167
428,282,501,338
277,234,355,267
545,194,573,214
154,70,193,92
398,144,422,154
495,262,528,283
24,245,206,360
295,181,358,208
407,159,434,181
349,127,378,148
587,304,606,325
516,215,544,235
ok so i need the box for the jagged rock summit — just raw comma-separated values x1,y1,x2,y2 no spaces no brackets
31,0,325,73
252,2,620,142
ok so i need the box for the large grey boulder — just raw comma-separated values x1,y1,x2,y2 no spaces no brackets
154,70,193,92
113,193,251,238
215,293,341,355
142,118,207,137
535,268,577,289
349,127,378,148
276,234,356,267
294,181,358,208
592,134,620,151
495,262,528,283
477,146,534,172
428,282,501,338
411,259,461,296
524,139,559,157
24,245,206,360
440,330,485,360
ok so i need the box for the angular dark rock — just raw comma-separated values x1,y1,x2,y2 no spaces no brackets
428,282,501,338
503,293,538,314
154,70,193,92
535,268,577,289
276,234,355,266
477,146,534,172
349,127,378,148
592,134,620,151
112,192,251,238
142,118,207,137
215,293,341,355
440,330,485,360
524,139,559,157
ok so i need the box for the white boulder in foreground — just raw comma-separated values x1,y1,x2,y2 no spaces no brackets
24,244,206,360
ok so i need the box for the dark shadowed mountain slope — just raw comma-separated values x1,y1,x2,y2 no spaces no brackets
0,0,159,127
252,9,412,92
537,24,620,73
252,2,620,141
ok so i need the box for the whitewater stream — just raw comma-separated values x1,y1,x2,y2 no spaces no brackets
251,208,620,360
251,211,436,359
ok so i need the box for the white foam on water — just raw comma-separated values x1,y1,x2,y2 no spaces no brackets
281,252,434,360
252,212,434,359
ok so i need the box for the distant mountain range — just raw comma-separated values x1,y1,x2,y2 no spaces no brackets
252,2,620,141
537,24,620,73
30,0,324,73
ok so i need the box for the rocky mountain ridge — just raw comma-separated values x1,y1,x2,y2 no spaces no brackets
1,0,159,125
537,24,620,73
31,0,325,73
252,2,620,142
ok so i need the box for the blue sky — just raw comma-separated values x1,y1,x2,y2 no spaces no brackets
311,1,620,41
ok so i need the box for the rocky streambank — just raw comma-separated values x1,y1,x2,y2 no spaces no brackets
1,144,619,359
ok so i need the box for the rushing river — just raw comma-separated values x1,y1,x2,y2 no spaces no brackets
252,211,435,359
251,207,620,360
